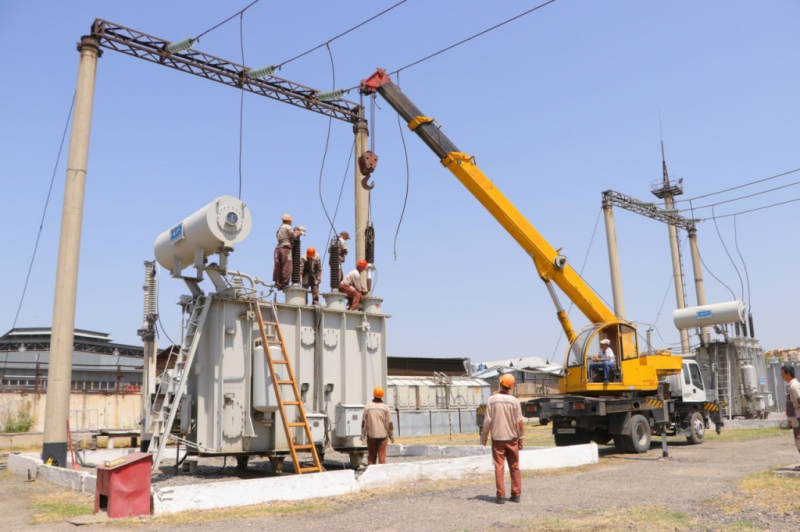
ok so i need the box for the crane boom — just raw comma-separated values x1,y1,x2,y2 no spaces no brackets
361,70,617,341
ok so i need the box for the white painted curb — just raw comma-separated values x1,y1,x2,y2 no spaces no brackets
7,453,97,494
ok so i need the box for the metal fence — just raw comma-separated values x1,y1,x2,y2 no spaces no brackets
0,361,141,394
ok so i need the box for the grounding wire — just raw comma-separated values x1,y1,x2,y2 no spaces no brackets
238,13,246,199
674,166,800,205
547,207,602,362
677,178,800,212
733,215,752,310
155,265,175,346
688,201,736,300
11,91,75,331
276,0,409,69
195,0,262,42
711,205,744,302
392,71,411,260
698,196,800,220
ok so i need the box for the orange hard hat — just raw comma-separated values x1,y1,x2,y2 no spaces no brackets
306,247,316,257
357,259,368,268
373,386,385,398
499,374,515,389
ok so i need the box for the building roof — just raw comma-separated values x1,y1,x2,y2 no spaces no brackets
387,356,469,377
0,328,143,358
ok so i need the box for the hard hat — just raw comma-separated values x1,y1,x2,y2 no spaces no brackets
373,386,385,398
281,213,292,222
499,374,515,388
306,247,316,257
357,259,368,268
297,226,306,235
600,339,611,345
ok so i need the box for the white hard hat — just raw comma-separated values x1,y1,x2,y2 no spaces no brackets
297,226,306,235
600,339,611,345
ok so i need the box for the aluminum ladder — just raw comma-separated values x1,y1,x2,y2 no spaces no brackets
148,294,210,471
254,301,322,474
716,347,731,419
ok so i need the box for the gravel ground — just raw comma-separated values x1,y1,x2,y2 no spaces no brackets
2,435,798,531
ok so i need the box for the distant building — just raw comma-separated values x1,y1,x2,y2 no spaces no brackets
0,328,143,393
471,356,563,398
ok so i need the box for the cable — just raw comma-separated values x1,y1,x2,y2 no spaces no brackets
711,205,744,302
733,215,752,309
155,265,175,345
195,0,262,41
678,179,800,212
393,72,411,260
277,0,409,68
688,202,736,300
238,13,245,199
391,0,558,75
699,197,800,220
548,208,602,362
649,238,688,331
317,44,338,236
675,167,800,204
11,92,75,331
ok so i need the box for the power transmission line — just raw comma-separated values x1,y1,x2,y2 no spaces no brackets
675,167,800,204
678,179,800,212
698,196,800,220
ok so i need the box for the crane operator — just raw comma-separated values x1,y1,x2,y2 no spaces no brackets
590,339,616,384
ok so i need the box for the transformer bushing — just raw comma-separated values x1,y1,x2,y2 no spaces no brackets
291,236,302,285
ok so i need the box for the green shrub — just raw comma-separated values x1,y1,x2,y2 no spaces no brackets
2,401,35,433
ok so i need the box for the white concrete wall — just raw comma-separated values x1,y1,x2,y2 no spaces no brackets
0,392,140,433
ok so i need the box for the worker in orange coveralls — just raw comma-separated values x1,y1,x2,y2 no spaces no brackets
360,386,394,465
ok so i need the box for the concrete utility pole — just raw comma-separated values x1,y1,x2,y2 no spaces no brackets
354,118,369,285
42,36,102,466
602,196,625,318
687,227,710,344
651,142,690,354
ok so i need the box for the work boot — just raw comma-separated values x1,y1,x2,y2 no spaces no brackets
510,495,520,503
495,497,505,505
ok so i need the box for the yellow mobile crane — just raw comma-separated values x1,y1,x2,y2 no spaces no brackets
361,69,722,453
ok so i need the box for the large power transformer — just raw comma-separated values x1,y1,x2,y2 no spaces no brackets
146,197,388,471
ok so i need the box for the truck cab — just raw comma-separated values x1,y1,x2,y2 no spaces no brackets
663,359,707,404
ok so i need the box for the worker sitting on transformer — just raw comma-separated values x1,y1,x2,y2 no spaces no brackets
300,247,322,305
590,339,616,384
339,260,368,310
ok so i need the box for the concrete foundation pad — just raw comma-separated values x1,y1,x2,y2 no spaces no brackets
8,453,95,493
774,465,800,477
712,419,780,430
76,448,140,467
153,468,359,515
402,445,491,457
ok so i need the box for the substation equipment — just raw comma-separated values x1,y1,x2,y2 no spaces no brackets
144,196,388,471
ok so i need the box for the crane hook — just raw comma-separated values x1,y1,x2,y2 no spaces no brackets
358,151,378,190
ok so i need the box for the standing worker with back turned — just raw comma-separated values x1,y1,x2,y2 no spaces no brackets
781,364,800,468
360,386,394,465
481,374,524,504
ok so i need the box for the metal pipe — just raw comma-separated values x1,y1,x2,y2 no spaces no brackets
687,228,709,344
602,195,625,318
42,36,101,467
354,118,369,287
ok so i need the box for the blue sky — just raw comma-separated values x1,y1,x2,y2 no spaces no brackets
1,1,798,363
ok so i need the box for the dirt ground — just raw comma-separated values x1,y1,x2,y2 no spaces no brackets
1,433,798,531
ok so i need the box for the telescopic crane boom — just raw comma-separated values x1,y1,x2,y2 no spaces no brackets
361,69,680,395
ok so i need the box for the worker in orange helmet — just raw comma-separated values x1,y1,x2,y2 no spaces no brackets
300,247,322,305
481,373,524,504
360,386,394,465
339,259,368,311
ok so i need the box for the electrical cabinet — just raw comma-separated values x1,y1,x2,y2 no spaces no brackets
335,404,364,438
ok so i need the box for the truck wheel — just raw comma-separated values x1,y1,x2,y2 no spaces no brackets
685,412,705,444
627,415,651,454
613,436,628,453
590,430,612,446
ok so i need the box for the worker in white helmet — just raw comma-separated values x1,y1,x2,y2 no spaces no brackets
590,339,616,384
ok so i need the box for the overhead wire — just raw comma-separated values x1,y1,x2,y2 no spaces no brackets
688,201,736,300
733,215,752,310
649,237,688,333
711,205,745,302
674,166,800,204
678,179,800,212
277,0,409,69
317,44,339,236
238,13,246,199
698,197,800,220
195,0,262,42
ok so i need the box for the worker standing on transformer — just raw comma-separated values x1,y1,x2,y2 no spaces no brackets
300,247,322,305
360,386,394,465
273,214,303,290
328,231,350,284
339,259,368,311
481,374,524,505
